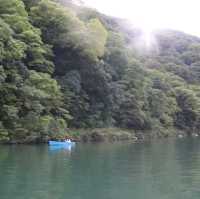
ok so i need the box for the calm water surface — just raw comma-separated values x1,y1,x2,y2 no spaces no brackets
1,138,200,199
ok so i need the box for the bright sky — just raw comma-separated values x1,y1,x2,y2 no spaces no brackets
83,0,200,37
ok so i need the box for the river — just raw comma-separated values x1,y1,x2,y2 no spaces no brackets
0,138,200,199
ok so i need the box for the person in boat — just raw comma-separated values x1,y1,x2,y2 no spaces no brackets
64,138,71,143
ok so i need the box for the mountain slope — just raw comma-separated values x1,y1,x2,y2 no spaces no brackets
1,0,200,142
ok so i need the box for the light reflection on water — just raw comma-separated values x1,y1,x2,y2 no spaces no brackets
0,138,200,199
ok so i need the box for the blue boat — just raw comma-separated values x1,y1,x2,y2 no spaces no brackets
48,140,75,147
49,144,73,151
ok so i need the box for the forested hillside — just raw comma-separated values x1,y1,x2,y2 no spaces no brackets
1,0,200,142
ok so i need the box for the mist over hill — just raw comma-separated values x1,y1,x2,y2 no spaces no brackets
1,0,200,142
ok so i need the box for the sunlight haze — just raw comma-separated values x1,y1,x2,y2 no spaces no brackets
83,0,200,37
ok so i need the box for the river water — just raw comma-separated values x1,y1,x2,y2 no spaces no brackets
0,138,200,199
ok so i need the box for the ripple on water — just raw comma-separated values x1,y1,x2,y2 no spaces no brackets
0,139,200,199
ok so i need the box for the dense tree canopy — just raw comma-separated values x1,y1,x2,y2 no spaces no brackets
1,0,200,142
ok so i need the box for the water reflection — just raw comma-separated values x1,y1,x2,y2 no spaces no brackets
49,144,73,152
0,139,200,199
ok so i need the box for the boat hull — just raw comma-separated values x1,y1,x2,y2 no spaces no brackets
48,141,75,147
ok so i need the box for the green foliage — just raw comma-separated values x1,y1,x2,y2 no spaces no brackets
0,0,69,142
0,0,54,74
1,0,200,142
175,87,200,133
85,18,108,60
0,122,9,141
30,0,108,62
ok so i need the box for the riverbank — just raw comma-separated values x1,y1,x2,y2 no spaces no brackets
2,128,139,144
1,127,197,144
68,128,193,142
69,128,140,142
